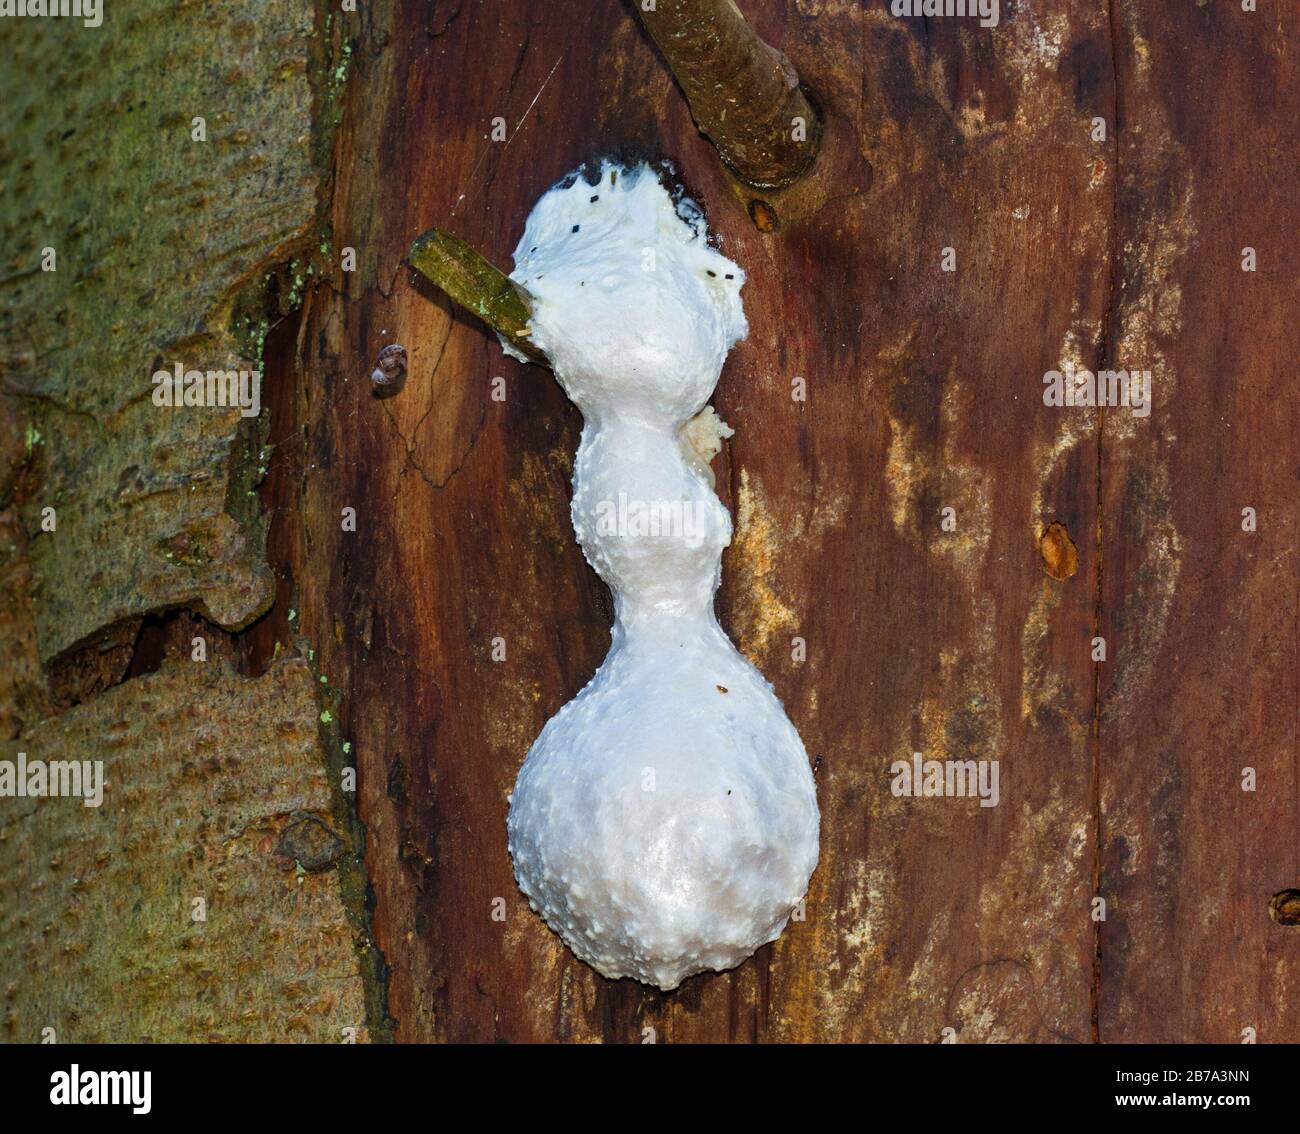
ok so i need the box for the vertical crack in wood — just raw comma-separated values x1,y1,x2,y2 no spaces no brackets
1091,0,1126,1046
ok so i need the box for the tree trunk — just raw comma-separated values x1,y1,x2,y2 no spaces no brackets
1,0,1296,1044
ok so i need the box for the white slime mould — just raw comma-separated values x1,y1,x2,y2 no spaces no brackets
504,161,820,991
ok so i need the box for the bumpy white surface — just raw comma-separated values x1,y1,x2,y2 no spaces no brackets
505,162,820,991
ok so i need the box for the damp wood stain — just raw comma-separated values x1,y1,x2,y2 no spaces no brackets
1039,521,1079,581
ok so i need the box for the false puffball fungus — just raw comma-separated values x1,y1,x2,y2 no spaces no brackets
505,161,819,991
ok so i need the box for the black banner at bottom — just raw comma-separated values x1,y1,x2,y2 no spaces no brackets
0,1041,1291,1121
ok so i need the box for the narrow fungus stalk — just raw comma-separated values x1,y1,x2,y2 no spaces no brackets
634,0,822,189
407,228,547,363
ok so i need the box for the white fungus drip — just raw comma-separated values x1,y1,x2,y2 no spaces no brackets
504,161,820,991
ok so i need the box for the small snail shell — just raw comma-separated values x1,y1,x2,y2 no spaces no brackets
370,343,408,396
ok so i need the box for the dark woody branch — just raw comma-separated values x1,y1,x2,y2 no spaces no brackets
634,0,822,189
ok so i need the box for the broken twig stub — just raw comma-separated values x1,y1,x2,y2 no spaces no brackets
407,228,546,363
635,0,822,189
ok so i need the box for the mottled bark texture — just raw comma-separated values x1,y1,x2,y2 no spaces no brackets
0,0,330,666
0,660,381,1042
0,1,389,1042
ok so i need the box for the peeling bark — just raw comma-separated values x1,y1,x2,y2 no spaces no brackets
0,0,329,663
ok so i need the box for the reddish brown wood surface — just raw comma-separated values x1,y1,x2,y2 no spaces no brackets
258,0,1297,1042
1097,3,1300,1043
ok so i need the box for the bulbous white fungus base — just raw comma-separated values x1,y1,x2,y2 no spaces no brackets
505,162,819,991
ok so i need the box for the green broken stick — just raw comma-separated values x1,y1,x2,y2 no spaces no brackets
407,228,547,365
